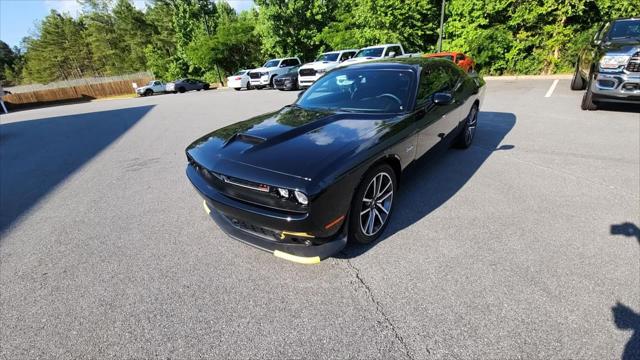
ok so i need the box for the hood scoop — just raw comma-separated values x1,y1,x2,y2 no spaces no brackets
225,133,266,147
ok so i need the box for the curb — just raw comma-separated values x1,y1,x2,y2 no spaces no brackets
484,74,572,81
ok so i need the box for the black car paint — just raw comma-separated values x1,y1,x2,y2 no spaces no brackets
273,72,299,90
186,58,485,260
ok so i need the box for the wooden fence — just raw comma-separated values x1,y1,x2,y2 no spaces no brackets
3,76,153,110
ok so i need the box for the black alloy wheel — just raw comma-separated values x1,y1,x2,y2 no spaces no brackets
455,104,479,148
349,164,396,244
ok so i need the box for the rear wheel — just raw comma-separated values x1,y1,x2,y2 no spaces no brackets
246,82,253,90
455,104,479,148
203,84,210,90
581,76,598,111
570,62,585,90
348,164,396,245
144,89,153,96
178,87,186,93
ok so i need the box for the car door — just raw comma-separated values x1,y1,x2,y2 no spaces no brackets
414,62,462,158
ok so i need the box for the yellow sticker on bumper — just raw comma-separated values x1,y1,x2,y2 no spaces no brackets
273,250,321,265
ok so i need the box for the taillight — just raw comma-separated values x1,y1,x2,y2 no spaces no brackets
235,77,242,80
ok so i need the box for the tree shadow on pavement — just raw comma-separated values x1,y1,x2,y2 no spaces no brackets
339,111,516,258
0,105,154,235
610,222,640,360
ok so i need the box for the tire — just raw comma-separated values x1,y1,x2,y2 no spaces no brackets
581,76,598,111
269,75,277,88
454,104,479,149
256,86,264,90
203,84,210,90
570,62,585,90
246,82,253,90
178,87,186,94
144,89,153,97
348,164,397,245
234,87,241,91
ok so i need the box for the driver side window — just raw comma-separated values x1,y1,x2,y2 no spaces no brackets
416,64,454,106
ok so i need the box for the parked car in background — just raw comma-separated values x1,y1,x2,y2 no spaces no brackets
337,44,405,68
248,58,302,89
185,58,485,263
227,70,252,91
424,52,476,73
136,80,166,96
273,66,301,91
298,49,358,88
572,17,640,110
166,78,210,93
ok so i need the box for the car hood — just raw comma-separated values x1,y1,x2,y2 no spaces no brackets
275,73,297,80
136,85,150,91
300,61,338,70
186,106,393,185
251,66,277,73
602,41,640,55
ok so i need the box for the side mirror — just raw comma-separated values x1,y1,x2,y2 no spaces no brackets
388,51,396,58
433,92,454,105
593,39,601,46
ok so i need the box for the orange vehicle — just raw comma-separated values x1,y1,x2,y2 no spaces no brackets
424,52,476,73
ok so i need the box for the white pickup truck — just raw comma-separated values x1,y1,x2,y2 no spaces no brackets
337,44,405,68
136,80,166,96
297,49,358,88
248,57,302,89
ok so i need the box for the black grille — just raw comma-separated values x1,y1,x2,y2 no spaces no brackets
225,215,280,241
248,72,261,79
273,78,285,86
626,52,640,72
299,68,316,76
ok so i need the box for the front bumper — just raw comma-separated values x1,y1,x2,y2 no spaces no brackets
273,80,296,90
592,71,640,102
186,165,347,263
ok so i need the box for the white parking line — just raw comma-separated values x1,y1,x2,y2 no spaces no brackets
545,79,559,98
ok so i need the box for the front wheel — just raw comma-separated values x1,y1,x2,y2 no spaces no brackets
455,104,479,148
581,76,598,111
348,164,397,244
144,89,153,96
571,63,585,90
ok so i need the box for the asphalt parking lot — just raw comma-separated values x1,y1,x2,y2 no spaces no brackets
1,80,639,359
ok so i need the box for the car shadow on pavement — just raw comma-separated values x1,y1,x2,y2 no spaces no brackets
610,222,640,360
339,111,516,259
0,105,153,235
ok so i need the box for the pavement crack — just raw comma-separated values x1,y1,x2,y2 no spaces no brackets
341,254,421,359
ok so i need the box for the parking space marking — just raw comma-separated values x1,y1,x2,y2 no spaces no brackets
545,79,559,98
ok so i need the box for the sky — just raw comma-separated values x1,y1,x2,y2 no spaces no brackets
0,0,255,49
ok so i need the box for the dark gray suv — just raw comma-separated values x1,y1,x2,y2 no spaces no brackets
167,78,210,93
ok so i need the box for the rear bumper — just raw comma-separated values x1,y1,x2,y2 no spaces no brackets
592,72,640,102
186,165,347,263
227,80,244,88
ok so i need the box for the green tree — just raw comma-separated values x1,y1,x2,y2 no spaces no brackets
255,0,339,60
21,11,94,82
0,41,23,85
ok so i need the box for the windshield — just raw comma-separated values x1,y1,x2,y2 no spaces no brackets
147,81,155,86
316,53,340,62
263,60,280,67
354,47,384,58
296,68,414,113
233,71,246,76
608,19,640,39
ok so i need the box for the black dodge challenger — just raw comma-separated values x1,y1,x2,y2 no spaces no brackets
186,58,485,264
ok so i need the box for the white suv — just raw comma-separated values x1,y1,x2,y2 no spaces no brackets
297,49,358,88
337,44,405,68
248,57,301,89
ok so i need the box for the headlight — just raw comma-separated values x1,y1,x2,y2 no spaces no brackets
600,55,630,69
294,190,308,205
316,69,326,74
261,72,269,76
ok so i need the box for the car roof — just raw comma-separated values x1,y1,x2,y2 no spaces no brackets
361,44,401,49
